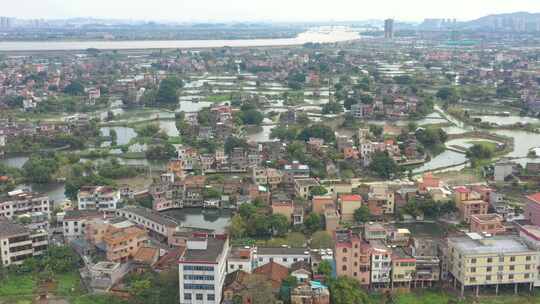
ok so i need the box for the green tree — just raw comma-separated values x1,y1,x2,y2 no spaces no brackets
466,143,494,167
310,186,328,196
317,260,332,277
229,214,247,239
279,275,298,304
63,81,85,96
156,76,183,104
321,102,343,114
239,109,264,126
41,245,82,274
304,213,323,234
436,87,459,103
329,277,369,304
353,206,370,223
369,151,400,179
241,274,276,304
298,124,335,142
146,143,176,160
129,278,152,302
270,214,289,237
22,155,59,184
224,136,248,154
369,125,383,138
136,124,161,137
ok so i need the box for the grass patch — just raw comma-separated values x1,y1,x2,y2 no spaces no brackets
167,136,182,144
206,94,231,103
70,294,128,304
55,272,81,296
0,274,35,297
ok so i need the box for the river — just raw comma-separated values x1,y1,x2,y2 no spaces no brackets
0,28,360,52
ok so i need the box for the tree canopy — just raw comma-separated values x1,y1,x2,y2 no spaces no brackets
369,151,400,179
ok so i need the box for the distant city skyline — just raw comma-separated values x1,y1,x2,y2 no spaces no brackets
2,0,540,22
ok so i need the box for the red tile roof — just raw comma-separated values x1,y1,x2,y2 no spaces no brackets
527,193,540,204
253,262,289,289
340,194,362,202
454,187,470,194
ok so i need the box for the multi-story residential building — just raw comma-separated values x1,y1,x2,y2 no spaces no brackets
227,246,255,274
364,222,388,241
179,235,229,304
335,230,371,287
102,225,149,263
77,186,121,212
459,200,489,224
454,187,489,223
525,193,540,226
391,248,416,290
284,162,310,179
371,240,392,289
294,178,320,200
271,199,294,222
290,281,330,304
324,209,339,234
312,196,334,214
447,233,538,296
470,214,506,235
0,218,48,266
255,247,310,268
338,194,363,222
62,210,104,241
517,224,540,287
410,237,441,288
0,190,50,221
115,206,179,245
251,167,282,189
321,180,352,199
367,184,395,216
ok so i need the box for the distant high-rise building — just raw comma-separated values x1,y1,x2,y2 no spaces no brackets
0,17,11,29
384,19,394,39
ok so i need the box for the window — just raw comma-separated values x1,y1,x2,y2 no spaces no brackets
486,275,491,281
342,266,347,271
487,258,492,263
526,256,532,261
509,274,514,280
470,277,476,282
230,265,235,269
525,273,530,279
343,257,347,262
498,266,504,271
282,258,288,262
183,284,215,291
184,293,192,300
196,294,203,300
509,266,515,271
526,265,531,270
184,275,214,281
499,257,504,262
471,258,477,264
207,294,215,301
486,266,492,272
343,248,348,253
183,265,214,271
470,267,476,273
510,257,516,262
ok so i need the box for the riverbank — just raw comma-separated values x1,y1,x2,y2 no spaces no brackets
0,28,361,52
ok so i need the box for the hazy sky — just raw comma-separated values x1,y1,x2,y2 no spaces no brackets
4,0,540,22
